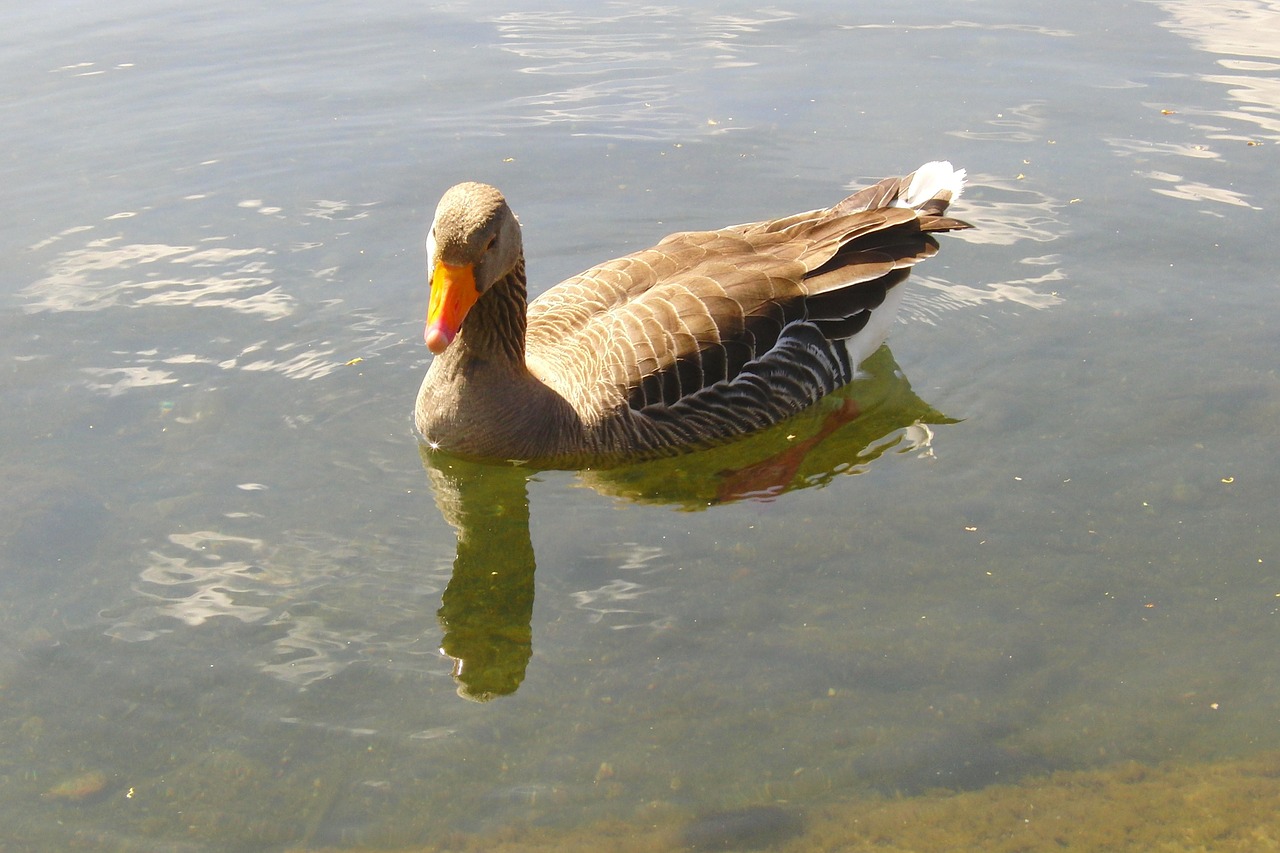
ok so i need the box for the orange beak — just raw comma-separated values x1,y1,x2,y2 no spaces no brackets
425,260,480,354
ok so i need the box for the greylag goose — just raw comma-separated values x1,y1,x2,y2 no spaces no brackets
415,162,969,465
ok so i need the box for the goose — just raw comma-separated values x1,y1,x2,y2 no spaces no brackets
415,162,969,465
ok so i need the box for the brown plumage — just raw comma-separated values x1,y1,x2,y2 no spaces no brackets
415,162,970,465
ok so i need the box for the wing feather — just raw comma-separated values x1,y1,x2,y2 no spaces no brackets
525,165,969,429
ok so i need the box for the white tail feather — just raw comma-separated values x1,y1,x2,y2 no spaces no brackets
896,160,966,209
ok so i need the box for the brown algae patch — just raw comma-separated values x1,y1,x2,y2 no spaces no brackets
41,770,109,803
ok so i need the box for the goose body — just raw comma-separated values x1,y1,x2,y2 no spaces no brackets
415,162,969,465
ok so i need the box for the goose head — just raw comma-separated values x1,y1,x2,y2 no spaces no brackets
424,182,523,354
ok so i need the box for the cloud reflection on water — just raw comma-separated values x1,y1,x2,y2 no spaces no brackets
1114,1,1279,207
24,237,287,319
19,197,392,389
1154,0,1280,143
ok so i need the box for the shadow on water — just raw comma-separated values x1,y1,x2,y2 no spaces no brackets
422,345,954,701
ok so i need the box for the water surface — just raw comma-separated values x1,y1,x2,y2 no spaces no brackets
2,1,1278,848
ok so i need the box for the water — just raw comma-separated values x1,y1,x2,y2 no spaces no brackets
3,1,1278,848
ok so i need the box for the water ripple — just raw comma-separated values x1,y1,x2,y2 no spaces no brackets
1117,1,1280,207
23,236,289,319
19,197,396,391
838,19,1074,38
106,524,455,688
487,7,797,138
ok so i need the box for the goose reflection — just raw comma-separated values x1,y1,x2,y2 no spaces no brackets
422,346,953,701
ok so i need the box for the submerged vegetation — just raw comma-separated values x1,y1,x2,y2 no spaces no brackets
314,751,1280,852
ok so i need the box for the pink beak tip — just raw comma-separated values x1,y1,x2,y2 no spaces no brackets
424,323,453,355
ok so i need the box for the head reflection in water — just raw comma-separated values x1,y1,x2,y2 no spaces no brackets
437,542,534,702
425,452,537,702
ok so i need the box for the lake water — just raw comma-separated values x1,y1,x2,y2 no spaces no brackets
3,1,1279,849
